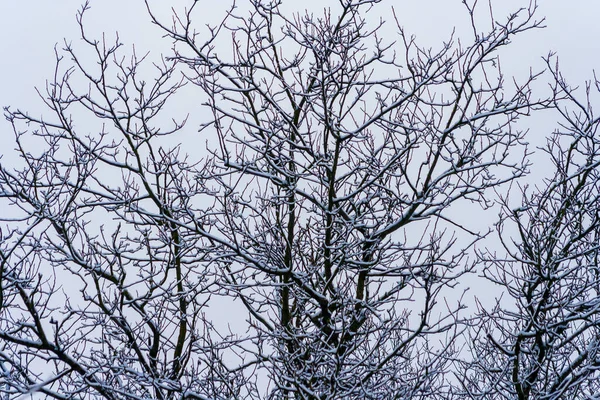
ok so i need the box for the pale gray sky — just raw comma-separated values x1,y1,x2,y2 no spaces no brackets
0,3,599,394
1,1,598,115
1,1,598,248
0,0,598,285
1,0,598,260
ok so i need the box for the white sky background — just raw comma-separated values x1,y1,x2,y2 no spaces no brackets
1,0,599,114
1,0,599,185
0,0,599,333
0,1,598,284
0,1,599,394
1,0,599,142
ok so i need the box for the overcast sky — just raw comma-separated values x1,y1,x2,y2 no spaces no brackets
0,0,598,251
1,1,599,115
1,1,598,238
1,0,598,238
0,0,599,359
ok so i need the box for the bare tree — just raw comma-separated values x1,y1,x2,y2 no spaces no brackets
459,66,600,399
1,0,591,399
